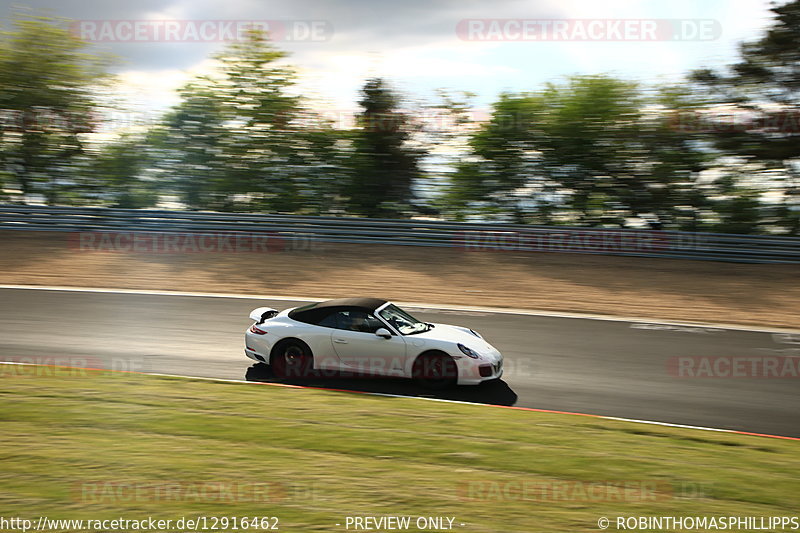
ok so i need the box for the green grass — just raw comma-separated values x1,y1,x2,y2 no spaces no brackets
0,364,797,532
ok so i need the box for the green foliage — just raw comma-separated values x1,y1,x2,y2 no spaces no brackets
690,0,800,234
150,81,229,209
153,29,346,213
0,11,110,204
445,75,710,227
87,135,158,208
343,78,423,217
2,4,799,234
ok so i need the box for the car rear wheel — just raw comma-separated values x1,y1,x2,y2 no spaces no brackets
413,352,458,390
271,340,314,379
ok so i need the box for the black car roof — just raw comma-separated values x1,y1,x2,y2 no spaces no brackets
288,297,389,322
313,297,388,311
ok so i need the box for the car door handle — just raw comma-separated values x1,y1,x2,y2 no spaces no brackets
333,338,348,344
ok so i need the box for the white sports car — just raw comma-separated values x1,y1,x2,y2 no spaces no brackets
244,297,503,388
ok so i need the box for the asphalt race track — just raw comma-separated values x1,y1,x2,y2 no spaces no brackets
1,287,797,437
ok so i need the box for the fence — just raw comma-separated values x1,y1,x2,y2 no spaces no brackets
0,204,798,263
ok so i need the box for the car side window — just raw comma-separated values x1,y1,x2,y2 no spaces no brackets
360,313,384,334
319,310,383,333
317,311,340,329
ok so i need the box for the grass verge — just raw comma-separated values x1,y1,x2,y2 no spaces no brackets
0,364,798,532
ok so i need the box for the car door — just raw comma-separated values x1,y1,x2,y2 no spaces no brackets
325,310,407,376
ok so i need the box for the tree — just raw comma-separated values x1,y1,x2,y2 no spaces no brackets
87,134,158,208
423,89,477,218
0,12,109,204
151,80,230,209
212,29,301,211
154,29,345,213
446,75,709,227
442,93,543,222
344,78,423,218
690,0,800,233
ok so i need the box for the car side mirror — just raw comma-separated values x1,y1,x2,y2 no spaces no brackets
375,328,392,339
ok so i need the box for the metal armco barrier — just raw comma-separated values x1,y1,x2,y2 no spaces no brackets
0,204,798,263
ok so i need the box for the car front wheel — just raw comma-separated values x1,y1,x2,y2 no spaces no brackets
413,352,458,390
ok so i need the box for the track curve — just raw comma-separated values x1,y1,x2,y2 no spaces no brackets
1,287,797,437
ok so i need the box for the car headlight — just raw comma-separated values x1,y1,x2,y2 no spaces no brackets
458,343,481,359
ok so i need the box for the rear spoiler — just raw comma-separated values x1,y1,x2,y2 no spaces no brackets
249,307,279,324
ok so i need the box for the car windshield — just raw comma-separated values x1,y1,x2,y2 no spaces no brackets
378,304,430,335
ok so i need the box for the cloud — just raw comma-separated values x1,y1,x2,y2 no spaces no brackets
1,0,778,124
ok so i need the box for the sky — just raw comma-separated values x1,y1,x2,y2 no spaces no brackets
0,0,778,125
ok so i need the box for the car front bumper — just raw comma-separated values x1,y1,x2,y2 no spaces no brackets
456,352,504,385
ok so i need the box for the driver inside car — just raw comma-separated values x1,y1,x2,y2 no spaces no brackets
350,314,370,332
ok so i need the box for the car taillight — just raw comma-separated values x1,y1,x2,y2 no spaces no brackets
249,324,267,335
